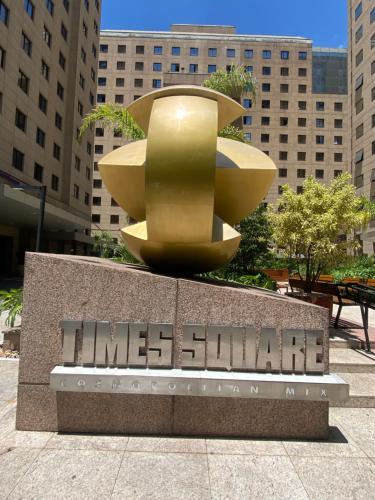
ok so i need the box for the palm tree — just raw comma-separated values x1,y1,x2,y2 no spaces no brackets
202,64,257,101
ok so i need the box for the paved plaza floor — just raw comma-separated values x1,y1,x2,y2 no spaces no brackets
0,360,374,499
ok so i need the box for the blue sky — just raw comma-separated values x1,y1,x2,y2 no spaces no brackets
101,0,347,48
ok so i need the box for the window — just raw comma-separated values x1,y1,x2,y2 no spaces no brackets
297,152,306,161
371,7,375,23
243,116,252,125
116,78,124,87
298,118,307,127
356,123,364,139
0,46,5,69
97,94,106,103
298,101,307,110
298,68,307,77
98,61,107,71
297,135,306,144
316,118,325,128
93,179,102,188
334,170,342,178
85,166,91,182
208,47,217,57
0,1,9,25
57,81,64,100
82,21,87,37
356,49,363,66
262,83,270,92
152,62,162,72
43,26,52,47
189,64,198,73
280,67,289,76
34,163,43,182
262,50,271,59
92,214,100,223
334,102,343,112
334,136,342,145
262,100,270,109
78,101,83,116
55,112,62,130
93,196,101,206
334,153,343,162
261,134,270,143
18,70,29,94
244,49,253,59
355,25,363,43
261,116,270,126
98,77,106,86
316,153,324,162
262,66,271,76
36,127,45,147
279,168,288,178
152,79,161,88
298,84,307,93
84,0,89,11
135,61,144,71
95,127,104,137
59,52,66,70
21,32,32,56
111,198,119,207
280,117,288,126
24,0,34,19
87,143,91,156
243,98,252,108
74,156,81,171
208,64,216,73
15,109,27,132
81,47,86,63
41,60,49,80
110,215,119,224
315,169,324,179
61,22,68,41
355,2,362,20
190,47,198,56
299,51,307,60
136,45,144,54
133,78,142,88
39,93,47,114
171,46,180,56
278,186,283,195
94,20,98,35
226,48,235,58
53,143,61,160
73,184,79,199
154,46,163,55
316,101,324,111
84,192,89,205
95,145,103,154
245,65,253,73
92,44,97,58
297,169,306,178
117,61,125,70
280,84,289,93
12,148,24,171
100,44,108,53
334,119,343,129
279,151,288,160
115,94,124,104
79,74,85,89
279,134,288,144
117,44,126,53
280,50,289,60
280,100,288,110
316,135,325,145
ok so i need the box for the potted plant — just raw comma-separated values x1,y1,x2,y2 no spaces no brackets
268,174,374,312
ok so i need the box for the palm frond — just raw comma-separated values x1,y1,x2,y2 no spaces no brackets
202,65,257,101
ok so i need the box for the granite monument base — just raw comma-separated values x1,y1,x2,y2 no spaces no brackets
16,253,339,439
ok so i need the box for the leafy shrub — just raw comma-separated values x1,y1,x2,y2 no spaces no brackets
0,288,23,327
236,273,277,291
330,255,375,282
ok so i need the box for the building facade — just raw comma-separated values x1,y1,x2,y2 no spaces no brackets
92,25,348,243
0,0,101,275
348,0,375,253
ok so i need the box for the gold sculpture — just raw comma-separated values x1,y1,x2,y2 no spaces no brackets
99,86,276,273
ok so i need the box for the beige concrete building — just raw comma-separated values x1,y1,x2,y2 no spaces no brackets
348,0,375,253
0,0,101,275
92,25,348,243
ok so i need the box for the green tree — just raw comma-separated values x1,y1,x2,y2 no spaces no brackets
202,65,257,101
92,231,116,258
268,173,374,292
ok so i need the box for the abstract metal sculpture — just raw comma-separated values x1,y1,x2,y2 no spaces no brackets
99,86,276,273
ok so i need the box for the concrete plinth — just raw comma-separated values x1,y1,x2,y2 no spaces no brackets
16,253,333,438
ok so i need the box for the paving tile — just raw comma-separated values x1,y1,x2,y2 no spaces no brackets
330,408,375,457
126,436,206,453
208,455,308,500
0,365,18,401
0,403,17,439
337,373,375,396
46,433,129,451
112,452,210,500
206,437,287,456
291,456,375,500
8,449,123,500
0,447,40,500
0,430,52,448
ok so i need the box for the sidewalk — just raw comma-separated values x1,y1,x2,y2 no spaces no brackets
0,360,374,499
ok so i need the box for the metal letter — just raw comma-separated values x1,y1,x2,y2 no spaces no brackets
243,326,257,370
128,323,148,366
181,324,206,368
95,321,128,366
206,325,231,370
306,330,324,373
147,323,173,367
257,328,281,372
231,326,245,369
60,320,82,364
82,321,96,364
282,329,305,373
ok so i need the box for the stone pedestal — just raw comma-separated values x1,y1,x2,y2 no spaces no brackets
16,253,341,439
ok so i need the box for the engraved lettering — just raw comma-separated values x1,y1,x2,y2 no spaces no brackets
286,387,295,396
250,385,259,394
